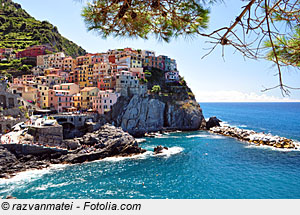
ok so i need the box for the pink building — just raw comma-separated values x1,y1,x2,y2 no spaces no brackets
53,83,80,95
91,54,109,64
22,75,34,82
13,77,24,85
48,89,73,113
92,90,120,114
63,57,75,72
130,68,145,79
49,83,79,112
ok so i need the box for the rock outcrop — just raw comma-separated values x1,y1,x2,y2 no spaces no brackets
0,124,145,178
210,126,297,149
110,95,165,136
109,94,205,137
154,145,168,154
63,124,146,164
107,67,206,136
206,117,221,130
0,145,52,178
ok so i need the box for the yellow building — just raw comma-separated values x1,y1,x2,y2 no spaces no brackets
72,93,81,110
131,56,143,68
80,87,99,110
77,65,94,88
76,55,92,66
37,85,49,108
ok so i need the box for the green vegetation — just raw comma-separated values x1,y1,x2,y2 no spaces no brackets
181,101,193,110
0,57,32,74
139,78,148,85
151,85,161,94
81,0,209,42
0,0,86,58
144,71,152,77
265,28,300,67
1,71,12,81
179,76,187,86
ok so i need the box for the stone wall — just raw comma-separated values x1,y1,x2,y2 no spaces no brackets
0,81,19,110
2,143,68,156
0,118,23,134
28,125,63,147
53,114,97,128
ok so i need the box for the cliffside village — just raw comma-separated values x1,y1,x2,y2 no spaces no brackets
0,45,180,135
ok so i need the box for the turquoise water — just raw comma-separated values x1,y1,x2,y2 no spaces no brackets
1,103,300,199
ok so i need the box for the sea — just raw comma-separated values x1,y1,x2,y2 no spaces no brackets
1,102,300,199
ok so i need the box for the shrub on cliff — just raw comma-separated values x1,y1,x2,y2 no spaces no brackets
151,85,161,94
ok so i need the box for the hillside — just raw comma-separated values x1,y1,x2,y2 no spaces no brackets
0,0,86,58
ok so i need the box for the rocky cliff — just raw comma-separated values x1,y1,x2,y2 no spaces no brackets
0,124,145,178
108,69,206,136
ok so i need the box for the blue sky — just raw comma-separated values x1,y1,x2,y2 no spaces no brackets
14,0,300,102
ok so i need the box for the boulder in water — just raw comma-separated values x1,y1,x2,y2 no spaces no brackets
206,117,221,130
154,145,168,154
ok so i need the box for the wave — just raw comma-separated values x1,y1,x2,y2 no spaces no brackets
152,147,184,157
245,143,300,152
36,182,73,191
136,138,147,143
152,136,181,139
220,121,248,129
100,147,184,161
186,134,225,139
100,151,153,162
0,164,68,185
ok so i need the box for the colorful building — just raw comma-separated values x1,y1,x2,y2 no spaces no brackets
76,55,91,66
48,89,74,113
16,45,53,59
53,83,80,95
63,57,75,72
45,74,66,87
36,85,50,108
130,68,145,79
96,74,115,91
80,87,100,110
92,90,120,114
72,93,81,110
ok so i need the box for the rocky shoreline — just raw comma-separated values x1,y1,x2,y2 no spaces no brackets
210,125,297,149
0,124,145,179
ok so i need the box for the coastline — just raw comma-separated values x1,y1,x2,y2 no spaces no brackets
0,143,184,184
0,124,146,179
0,123,188,180
209,125,299,150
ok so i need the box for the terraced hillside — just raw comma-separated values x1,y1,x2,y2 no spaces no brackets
0,0,86,57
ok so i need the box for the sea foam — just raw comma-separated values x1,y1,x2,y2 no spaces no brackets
152,147,184,157
0,164,68,185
